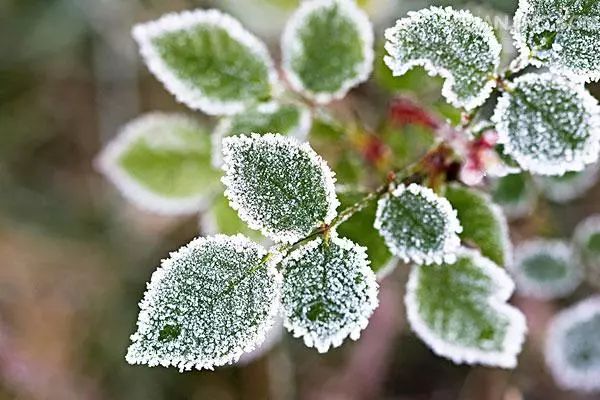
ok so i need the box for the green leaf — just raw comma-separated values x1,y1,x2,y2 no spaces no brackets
126,235,281,371
490,172,537,219
534,163,600,203
95,113,220,215
546,297,600,391
374,183,462,265
511,240,583,299
132,9,277,115
445,184,512,267
513,0,600,82
384,6,501,110
281,0,374,103
222,133,339,243
574,214,600,269
336,190,395,277
281,233,379,352
199,193,264,242
492,73,600,176
212,102,311,166
405,248,527,368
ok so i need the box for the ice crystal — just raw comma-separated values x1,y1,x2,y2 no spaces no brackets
132,9,277,115
384,6,501,110
95,113,220,215
405,248,527,368
492,73,600,176
212,102,311,167
513,0,600,82
510,239,583,299
281,0,374,103
535,162,600,203
280,233,379,353
221,133,339,244
445,184,512,268
546,296,600,392
126,235,282,371
374,183,462,265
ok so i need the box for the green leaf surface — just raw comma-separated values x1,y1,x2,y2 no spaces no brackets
222,133,339,243
511,240,583,299
126,235,281,371
574,215,600,270
133,9,276,115
492,73,600,176
200,193,264,242
405,248,526,368
281,234,379,352
546,297,600,391
513,0,600,82
282,0,374,103
336,191,395,277
96,113,220,214
445,184,512,267
384,6,501,110
375,183,462,265
490,172,536,219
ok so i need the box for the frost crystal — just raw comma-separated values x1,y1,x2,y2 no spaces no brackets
545,296,600,392
281,0,374,103
374,183,462,265
280,233,379,353
221,133,339,244
95,113,220,215
405,248,527,368
132,9,277,115
384,6,501,110
492,73,600,176
212,102,312,167
126,235,281,371
513,0,600,82
534,162,600,203
510,240,583,300
573,214,600,270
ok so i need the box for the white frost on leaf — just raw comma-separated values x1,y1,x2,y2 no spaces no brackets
405,248,527,368
281,0,374,103
132,9,277,115
236,315,284,366
374,183,462,265
534,162,600,203
221,133,339,244
384,6,501,110
545,296,600,392
574,214,600,267
510,239,583,300
492,73,600,176
280,233,379,353
126,234,282,371
95,113,219,215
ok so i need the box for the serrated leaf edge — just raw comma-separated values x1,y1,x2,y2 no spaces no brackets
405,247,527,368
132,9,278,116
281,0,374,104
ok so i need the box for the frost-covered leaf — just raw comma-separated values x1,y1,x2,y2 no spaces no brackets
199,193,264,242
95,113,220,215
281,233,379,352
281,0,374,103
492,73,600,176
374,183,462,265
132,9,277,115
574,215,600,270
513,0,600,82
126,235,281,371
336,190,396,278
510,240,583,299
384,6,501,110
221,133,338,243
212,102,311,166
535,162,600,203
545,296,600,392
237,315,284,365
405,248,527,368
445,184,512,267
491,172,537,220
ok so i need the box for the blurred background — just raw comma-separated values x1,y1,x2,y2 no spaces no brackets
2,0,600,399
